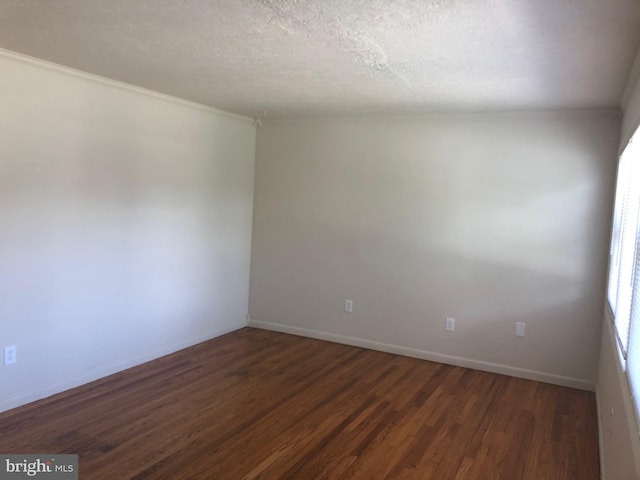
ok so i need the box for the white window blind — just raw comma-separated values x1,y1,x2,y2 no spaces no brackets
607,125,640,427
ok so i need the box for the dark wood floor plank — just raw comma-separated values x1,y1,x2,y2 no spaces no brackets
0,327,599,479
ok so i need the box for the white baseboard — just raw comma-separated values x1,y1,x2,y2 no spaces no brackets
0,321,246,414
248,319,595,391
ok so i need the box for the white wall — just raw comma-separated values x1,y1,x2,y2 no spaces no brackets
598,317,640,479
249,111,620,388
597,45,640,480
0,51,256,412
621,44,640,149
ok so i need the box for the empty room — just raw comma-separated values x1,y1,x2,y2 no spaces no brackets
2,1,640,479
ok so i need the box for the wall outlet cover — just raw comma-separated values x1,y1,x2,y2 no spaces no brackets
345,299,353,313
445,317,455,332
4,345,16,365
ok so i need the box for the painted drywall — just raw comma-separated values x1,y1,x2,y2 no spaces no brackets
597,316,640,479
249,111,620,388
0,51,256,412
621,43,640,149
597,49,640,479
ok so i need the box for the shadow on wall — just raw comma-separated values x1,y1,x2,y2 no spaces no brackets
253,217,606,380
249,116,616,383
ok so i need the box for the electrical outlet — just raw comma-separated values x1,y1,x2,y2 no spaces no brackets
4,345,16,366
445,317,455,332
345,299,353,313
515,322,526,337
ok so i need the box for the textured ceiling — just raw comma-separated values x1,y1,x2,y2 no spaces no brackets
0,0,639,117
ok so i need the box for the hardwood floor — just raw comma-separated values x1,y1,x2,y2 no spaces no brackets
0,328,599,479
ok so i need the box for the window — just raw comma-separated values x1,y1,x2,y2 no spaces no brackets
608,125,640,424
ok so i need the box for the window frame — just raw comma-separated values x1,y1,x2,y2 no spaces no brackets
607,125,640,433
